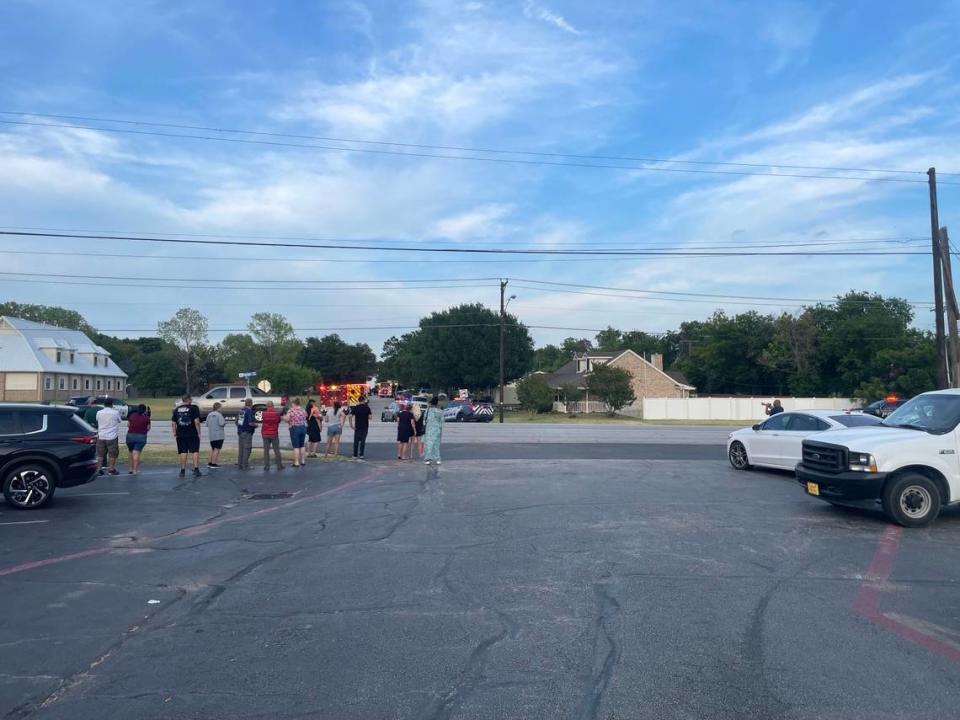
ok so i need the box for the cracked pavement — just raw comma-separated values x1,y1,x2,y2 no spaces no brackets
2,448,960,719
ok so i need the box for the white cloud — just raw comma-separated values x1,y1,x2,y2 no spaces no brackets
522,1,582,35
757,1,820,74
431,204,514,241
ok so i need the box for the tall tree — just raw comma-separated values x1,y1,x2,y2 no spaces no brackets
561,337,593,356
157,308,209,394
532,344,566,372
219,333,264,378
300,334,377,383
0,301,96,334
413,304,534,390
247,312,299,363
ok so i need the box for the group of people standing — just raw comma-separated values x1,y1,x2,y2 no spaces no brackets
395,397,444,465
233,395,374,471
87,393,444,474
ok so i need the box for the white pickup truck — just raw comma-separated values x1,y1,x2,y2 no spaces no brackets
796,389,960,527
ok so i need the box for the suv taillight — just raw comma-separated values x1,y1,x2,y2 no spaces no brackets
70,435,97,444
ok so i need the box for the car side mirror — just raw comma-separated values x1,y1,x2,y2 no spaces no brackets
752,424,761,432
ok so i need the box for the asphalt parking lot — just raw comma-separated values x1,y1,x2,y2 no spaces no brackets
2,441,960,719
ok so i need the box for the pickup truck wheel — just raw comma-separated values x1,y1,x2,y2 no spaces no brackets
253,408,265,423
3,463,58,509
728,441,751,470
882,474,941,528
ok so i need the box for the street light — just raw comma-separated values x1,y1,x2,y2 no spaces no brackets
499,283,517,423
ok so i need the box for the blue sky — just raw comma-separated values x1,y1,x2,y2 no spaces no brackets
1,0,959,352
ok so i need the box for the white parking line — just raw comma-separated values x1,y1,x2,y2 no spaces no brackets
0,520,50,526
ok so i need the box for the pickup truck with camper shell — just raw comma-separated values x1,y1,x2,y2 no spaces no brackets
796,389,960,527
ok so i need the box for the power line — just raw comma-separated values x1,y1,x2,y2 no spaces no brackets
0,225,929,251
4,109,957,178
0,230,937,256
512,278,933,305
0,277,495,292
0,271,499,286
3,118,953,185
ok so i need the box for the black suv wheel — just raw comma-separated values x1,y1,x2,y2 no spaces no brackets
3,462,58,509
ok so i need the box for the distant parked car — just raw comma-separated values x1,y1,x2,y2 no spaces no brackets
727,410,882,472
381,402,402,422
862,398,908,419
0,404,99,509
443,399,495,423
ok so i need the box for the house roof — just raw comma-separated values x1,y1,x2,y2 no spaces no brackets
0,316,127,378
542,349,695,392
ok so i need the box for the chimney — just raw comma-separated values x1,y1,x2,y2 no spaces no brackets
651,353,664,371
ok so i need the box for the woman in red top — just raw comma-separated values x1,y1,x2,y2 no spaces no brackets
260,401,284,471
125,404,151,475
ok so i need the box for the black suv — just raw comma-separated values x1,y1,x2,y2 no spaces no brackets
0,404,99,509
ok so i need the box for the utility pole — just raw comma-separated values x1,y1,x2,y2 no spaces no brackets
499,279,508,423
929,168,948,389
939,227,960,386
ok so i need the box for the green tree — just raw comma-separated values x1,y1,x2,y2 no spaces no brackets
587,364,636,415
762,312,820,395
559,383,584,414
261,362,316,395
515,374,555,413
532,344,567,372
130,349,182,396
412,304,534,390
595,327,622,351
561,337,593,356
247,312,300,363
0,301,96,334
379,333,426,387
219,333,264,378
300,334,377,383
157,308,209,393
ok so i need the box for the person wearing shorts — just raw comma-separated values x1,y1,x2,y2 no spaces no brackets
323,402,344,458
125,404,151,475
285,398,308,467
95,398,122,476
171,394,202,478
206,402,227,469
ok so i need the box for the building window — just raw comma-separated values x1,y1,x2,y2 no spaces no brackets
72,378,79,390
107,379,113,391
96,379,102,391
44,377,53,390
104,357,109,367
84,379,91,390
70,352,75,364
59,377,66,390
55,351,62,363
117,380,124,392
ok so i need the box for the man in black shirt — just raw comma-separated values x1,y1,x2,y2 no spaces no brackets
349,396,373,460
763,399,784,416
171,394,202,478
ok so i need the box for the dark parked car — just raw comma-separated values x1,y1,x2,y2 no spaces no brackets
863,398,908,419
0,404,99,509
381,402,402,422
65,395,130,420
443,399,495,422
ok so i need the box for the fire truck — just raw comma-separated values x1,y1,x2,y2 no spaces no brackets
315,383,368,407
378,381,395,398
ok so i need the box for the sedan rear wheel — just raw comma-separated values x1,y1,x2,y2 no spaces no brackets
728,441,751,470
3,463,58,509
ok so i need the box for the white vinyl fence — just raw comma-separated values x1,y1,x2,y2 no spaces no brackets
637,397,859,421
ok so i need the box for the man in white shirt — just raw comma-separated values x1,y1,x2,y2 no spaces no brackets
95,398,122,476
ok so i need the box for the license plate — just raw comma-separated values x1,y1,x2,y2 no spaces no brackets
806,482,820,496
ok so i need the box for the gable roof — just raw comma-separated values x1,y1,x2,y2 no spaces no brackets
0,316,126,378
608,349,696,390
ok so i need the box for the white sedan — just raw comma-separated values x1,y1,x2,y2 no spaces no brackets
727,409,882,472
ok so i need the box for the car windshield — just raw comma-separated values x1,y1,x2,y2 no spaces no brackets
831,414,883,427
882,394,960,434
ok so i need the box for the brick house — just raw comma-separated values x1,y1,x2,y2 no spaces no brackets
0,316,128,402
544,350,694,409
